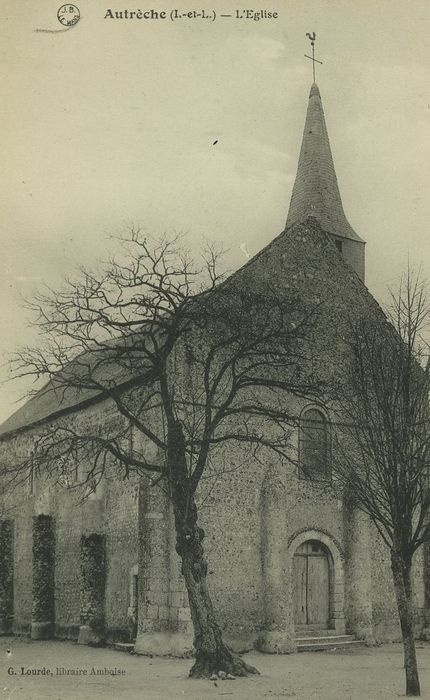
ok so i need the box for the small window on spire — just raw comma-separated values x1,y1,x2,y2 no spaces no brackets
335,239,343,254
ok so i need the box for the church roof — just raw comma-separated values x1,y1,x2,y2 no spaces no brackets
0,380,100,438
286,83,364,243
0,341,153,438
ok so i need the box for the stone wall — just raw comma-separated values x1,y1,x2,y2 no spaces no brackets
194,448,348,652
54,489,81,640
12,491,33,635
0,401,139,643
0,519,14,634
104,477,139,642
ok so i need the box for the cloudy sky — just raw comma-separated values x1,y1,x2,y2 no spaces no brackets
1,0,430,422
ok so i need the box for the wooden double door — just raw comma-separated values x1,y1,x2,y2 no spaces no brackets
293,540,330,628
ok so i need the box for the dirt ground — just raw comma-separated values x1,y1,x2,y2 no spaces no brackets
0,637,429,700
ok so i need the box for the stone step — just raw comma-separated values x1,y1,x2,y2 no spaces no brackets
113,642,135,653
296,636,364,653
296,634,355,645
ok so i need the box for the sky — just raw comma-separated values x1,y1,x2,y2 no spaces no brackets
1,0,430,422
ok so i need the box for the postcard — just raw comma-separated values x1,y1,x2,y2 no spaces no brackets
1,2,430,698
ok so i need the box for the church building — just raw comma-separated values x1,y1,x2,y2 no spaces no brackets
0,81,429,655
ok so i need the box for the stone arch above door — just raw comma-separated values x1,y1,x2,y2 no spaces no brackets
288,529,345,634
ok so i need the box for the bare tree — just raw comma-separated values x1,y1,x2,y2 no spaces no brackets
332,270,430,697
2,229,322,678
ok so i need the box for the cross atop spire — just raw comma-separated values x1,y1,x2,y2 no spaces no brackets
305,32,323,83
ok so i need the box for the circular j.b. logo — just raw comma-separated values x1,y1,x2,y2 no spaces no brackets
57,4,80,26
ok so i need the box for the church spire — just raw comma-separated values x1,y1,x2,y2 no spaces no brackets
286,82,362,243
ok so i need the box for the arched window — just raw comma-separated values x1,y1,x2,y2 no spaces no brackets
299,408,330,480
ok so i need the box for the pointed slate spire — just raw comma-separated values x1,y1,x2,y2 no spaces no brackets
286,83,363,243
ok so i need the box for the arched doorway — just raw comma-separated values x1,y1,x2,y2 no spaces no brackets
293,540,331,628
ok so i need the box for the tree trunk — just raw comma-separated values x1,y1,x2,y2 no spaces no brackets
391,550,421,696
177,508,258,678
168,421,259,678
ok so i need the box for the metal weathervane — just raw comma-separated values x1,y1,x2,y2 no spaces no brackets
305,32,323,82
